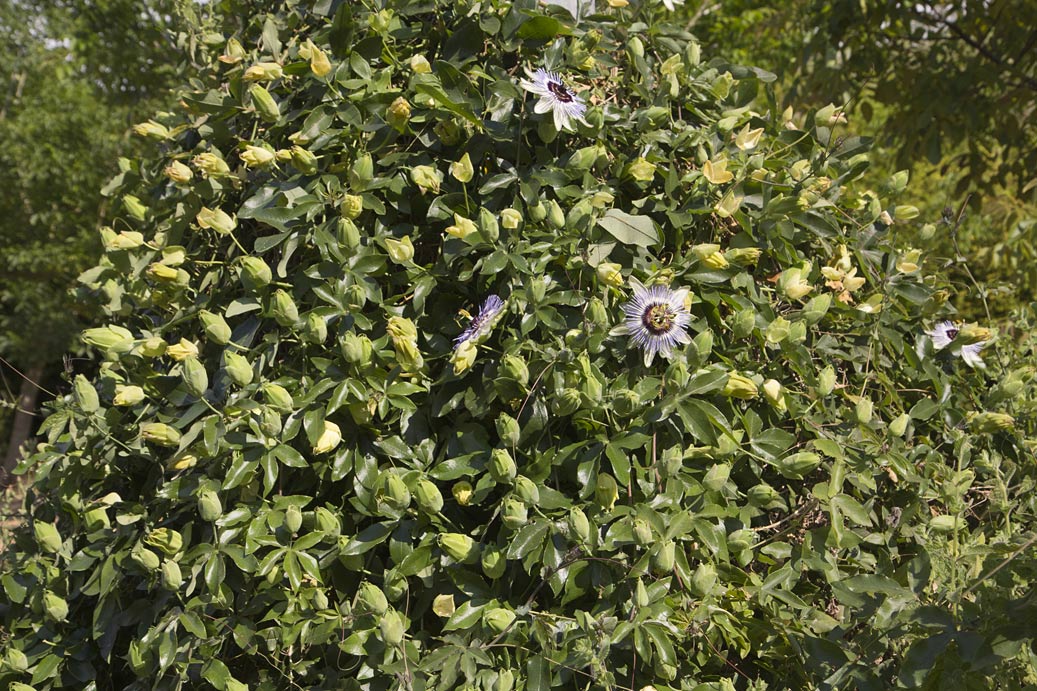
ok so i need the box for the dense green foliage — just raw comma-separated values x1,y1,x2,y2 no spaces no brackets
2,1,1036,689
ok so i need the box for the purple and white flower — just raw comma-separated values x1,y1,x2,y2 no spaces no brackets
519,68,588,132
922,320,988,368
454,295,506,349
617,279,692,366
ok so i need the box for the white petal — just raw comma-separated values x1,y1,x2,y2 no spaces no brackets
553,105,571,132
533,98,554,114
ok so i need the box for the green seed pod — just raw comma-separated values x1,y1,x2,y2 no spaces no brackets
182,357,208,397
380,609,406,645
479,206,500,243
632,517,653,545
489,448,517,483
748,483,784,509
855,397,874,425
198,491,222,522
304,313,328,345
481,544,506,579
261,383,294,412
728,529,755,552
43,591,69,622
483,607,516,633
141,422,181,447
131,544,162,572
568,507,591,542
414,478,444,514
358,581,389,615
144,528,183,556
611,388,640,416
628,35,645,58
731,308,755,339
223,351,254,387
289,146,318,174
160,560,183,590
314,507,341,538
285,504,303,533
6,647,28,672
527,199,548,222
34,522,62,553
341,332,373,365
270,289,299,326
634,579,650,608
546,200,565,229
691,563,717,596
240,256,273,291
801,293,832,325
703,463,731,492
439,532,477,562
652,541,676,574
775,452,822,478
249,84,280,122
501,354,529,386
73,374,100,413
551,388,581,416
199,309,232,345
495,413,520,447
513,475,540,505
337,217,362,249
501,497,528,530
817,365,836,397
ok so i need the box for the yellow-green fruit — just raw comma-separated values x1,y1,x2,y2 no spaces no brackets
568,507,591,542
855,398,874,425
439,532,476,562
199,310,232,345
380,609,406,645
224,352,254,387
483,607,516,633
261,383,294,412
358,581,389,615
489,448,517,483
546,200,565,229
73,374,100,412
131,544,162,572
240,257,273,290
890,412,910,437
34,522,62,553
382,473,411,509
495,413,520,447
527,199,548,222
304,313,328,344
595,473,619,511
161,560,183,590
481,545,506,579
652,541,676,574
145,528,183,556
271,289,299,326
182,358,208,397
43,591,69,622
501,497,528,530
198,491,222,522
285,504,303,533
513,475,540,505
551,388,581,416
141,422,181,447
501,354,529,386
414,478,444,514
314,507,341,538
337,217,361,248
632,517,653,545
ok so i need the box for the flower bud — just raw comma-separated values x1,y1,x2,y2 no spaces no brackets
970,412,1015,434
337,217,361,249
652,541,676,574
568,507,591,542
382,471,412,509
386,97,411,131
106,229,145,251
241,145,276,167
817,365,836,397
625,157,656,182
284,504,303,533
123,194,147,220
778,267,813,300
146,263,180,282
481,544,507,579
341,332,373,365
722,373,758,399
958,324,992,345
546,200,566,229
762,379,786,412
724,247,762,267
595,473,619,511
164,160,193,184
358,582,389,615
478,207,500,243
304,313,328,344
289,146,318,174
483,607,516,633
340,194,363,220
133,120,171,139
502,496,528,530
270,289,299,326
632,517,653,545
410,165,442,194
257,407,282,438
249,84,280,122
855,397,873,425
73,374,100,413
501,208,522,229
197,490,222,522
439,532,476,562
138,337,167,358
224,351,254,387
182,357,208,396
551,388,581,416
776,452,821,478
896,248,922,274
384,236,414,264
243,61,283,81
495,413,520,447
450,152,474,183
199,310,232,345
387,316,423,370
261,383,294,412
240,256,273,290
489,448,517,483
501,354,529,386
160,560,183,590
380,610,406,646
83,325,135,354
414,478,444,514
304,40,332,77
889,412,910,437
313,420,342,454
219,37,246,64
113,384,145,407
314,507,341,538
141,422,181,447
409,54,431,73
146,527,184,556
192,152,231,177
131,545,162,572
596,262,624,287
748,483,783,509
167,338,199,361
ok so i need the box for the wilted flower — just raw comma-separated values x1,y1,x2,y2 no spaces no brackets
722,372,759,399
113,385,146,407
300,39,332,77
387,316,424,371
384,236,414,264
386,97,411,130
196,207,236,235
519,67,588,132
923,321,989,368
734,124,764,151
725,247,762,267
313,420,342,455
449,152,474,183
219,38,245,65
410,54,431,73
107,230,145,251
132,120,170,139
410,165,442,194
454,295,505,349
192,152,231,177
444,213,478,240
896,248,922,273
166,338,199,361
164,160,193,184
243,61,283,81
692,244,729,270
778,266,813,300
596,262,624,287
617,279,692,366
702,159,733,184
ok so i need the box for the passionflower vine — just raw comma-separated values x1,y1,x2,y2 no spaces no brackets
618,279,692,366
922,320,989,368
519,68,588,132
454,295,506,349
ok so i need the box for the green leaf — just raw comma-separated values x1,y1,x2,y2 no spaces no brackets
340,522,395,556
596,209,660,248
